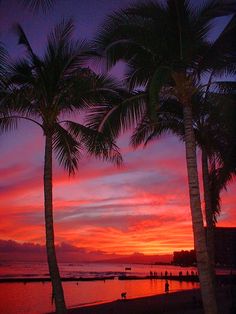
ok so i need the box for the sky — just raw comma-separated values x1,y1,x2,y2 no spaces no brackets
0,0,235,262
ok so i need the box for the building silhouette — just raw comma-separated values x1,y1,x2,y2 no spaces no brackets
214,227,236,267
172,227,236,267
172,250,196,266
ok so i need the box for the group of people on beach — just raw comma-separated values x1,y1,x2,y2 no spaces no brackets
150,270,171,277
149,270,198,278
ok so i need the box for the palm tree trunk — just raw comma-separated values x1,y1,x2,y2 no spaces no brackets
183,105,218,314
44,133,67,314
201,147,216,271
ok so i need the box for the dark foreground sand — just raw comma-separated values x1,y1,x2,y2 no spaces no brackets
67,286,235,314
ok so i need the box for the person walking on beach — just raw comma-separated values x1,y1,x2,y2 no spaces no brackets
165,280,169,293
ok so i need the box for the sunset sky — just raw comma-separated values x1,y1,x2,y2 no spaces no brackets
0,0,235,261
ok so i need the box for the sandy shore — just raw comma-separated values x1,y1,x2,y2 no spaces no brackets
67,287,234,314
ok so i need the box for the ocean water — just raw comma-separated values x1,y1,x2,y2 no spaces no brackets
0,261,198,279
0,262,201,314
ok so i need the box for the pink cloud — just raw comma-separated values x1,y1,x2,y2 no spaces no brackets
0,130,235,257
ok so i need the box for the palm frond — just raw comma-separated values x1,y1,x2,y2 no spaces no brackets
41,20,94,106
0,68,43,130
214,81,236,93
86,92,147,139
20,0,55,12
52,124,81,175
0,116,18,133
46,18,74,55
64,121,122,166
14,24,42,68
209,165,222,224
196,0,236,21
197,13,236,76
0,42,9,77
209,159,236,224
57,71,122,116
74,72,122,106
131,99,184,148
148,66,171,120
95,3,167,70
9,58,34,85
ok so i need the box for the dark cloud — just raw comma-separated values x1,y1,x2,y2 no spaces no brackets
0,239,171,263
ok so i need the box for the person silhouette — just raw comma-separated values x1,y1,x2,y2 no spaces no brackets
165,280,169,293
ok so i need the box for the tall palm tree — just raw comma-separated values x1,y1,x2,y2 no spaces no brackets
0,20,122,314
196,88,234,268
208,87,236,227
130,89,232,275
88,1,236,313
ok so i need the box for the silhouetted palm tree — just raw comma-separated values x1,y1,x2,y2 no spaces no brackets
195,86,235,269
89,1,236,313
131,88,233,276
208,86,236,225
0,20,122,314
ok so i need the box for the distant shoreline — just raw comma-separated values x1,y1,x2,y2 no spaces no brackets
1,274,235,284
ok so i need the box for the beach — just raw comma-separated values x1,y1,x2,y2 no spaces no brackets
67,287,234,314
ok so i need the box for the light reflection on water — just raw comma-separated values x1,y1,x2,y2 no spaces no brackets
1,261,232,314
0,262,199,279
0,279,199,314
1,262,232,279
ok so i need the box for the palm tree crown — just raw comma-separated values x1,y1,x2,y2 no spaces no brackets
1,19,122,170
89,0,235,136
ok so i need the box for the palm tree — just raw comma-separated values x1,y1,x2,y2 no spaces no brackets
0,20,122,314
89,1,236,313
208,86,236,227
197,82,236,269
196,88,233,269
131,89,232,276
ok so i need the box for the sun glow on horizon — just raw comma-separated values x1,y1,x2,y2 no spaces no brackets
0,130,235,261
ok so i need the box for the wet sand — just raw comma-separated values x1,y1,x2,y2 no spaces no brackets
67,286,234,314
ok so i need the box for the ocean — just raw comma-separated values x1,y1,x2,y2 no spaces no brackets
0,261,199,279
0,261,201,314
